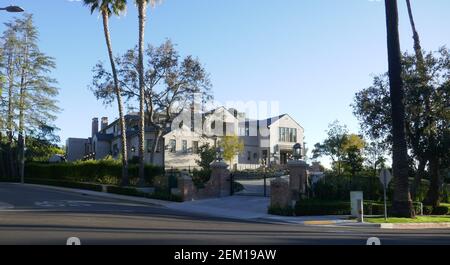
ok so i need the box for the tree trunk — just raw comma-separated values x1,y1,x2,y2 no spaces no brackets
424,156,441,207
18,31,29,184
137,1,148,187
150,129,163,165
405,0,425,70
384,0,414,217
6,51,16,178
101,12,129,187
411,157,426,200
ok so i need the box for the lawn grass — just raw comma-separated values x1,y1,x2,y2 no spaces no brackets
366,216,450,224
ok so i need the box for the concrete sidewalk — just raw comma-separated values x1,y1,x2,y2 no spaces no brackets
166,195,356,225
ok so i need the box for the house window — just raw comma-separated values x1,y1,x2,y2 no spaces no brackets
192,141,199,154
247,151,251,161
182,140,188,153
253,153,258,160
279,127,297,142
169,140,176,153
211,121,216,130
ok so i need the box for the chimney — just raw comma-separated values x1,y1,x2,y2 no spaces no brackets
92,118,99,138
101,117,109,131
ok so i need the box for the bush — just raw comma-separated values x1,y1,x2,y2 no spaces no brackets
192,169,211,188
432,206,449,215
106,185,182,202
312,174,386,201
423,205,434,215
26,178,103,192
268,205,294,216
364,201,424,215
295,200,350,216
25,160,164,186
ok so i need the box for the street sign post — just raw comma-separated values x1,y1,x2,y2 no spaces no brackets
379,168,392,221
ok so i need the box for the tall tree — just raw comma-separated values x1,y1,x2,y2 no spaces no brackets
0,15,60,180
405,0,441,206
84,0,130,186
134,0,161,186
312,120,349,176
384,0,414,217
92,40,212,165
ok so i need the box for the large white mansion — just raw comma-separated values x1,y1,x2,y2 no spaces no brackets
66,107,305,170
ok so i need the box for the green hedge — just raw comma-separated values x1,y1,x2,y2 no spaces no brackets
295,200,350,216
364,201,423,215
25,160,164,186
268,205,294,216
25,178,103,192
106,186,182,202
292,200,425,217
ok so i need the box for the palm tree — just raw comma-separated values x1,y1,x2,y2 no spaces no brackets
406,0,427,200
135,0,160,186
406,0,440,207
384,0,414,217
84,0,130,186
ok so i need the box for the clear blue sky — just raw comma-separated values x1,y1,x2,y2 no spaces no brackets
1,0,449,165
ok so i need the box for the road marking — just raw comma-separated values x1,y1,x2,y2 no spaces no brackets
34,201,92,208
304,220,335,225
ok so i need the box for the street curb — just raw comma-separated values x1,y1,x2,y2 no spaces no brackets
7,183,176,207
377,222,450,229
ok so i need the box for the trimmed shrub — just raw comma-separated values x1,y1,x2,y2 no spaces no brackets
313,175,386,201
26,178,103,192
295,200,350,216
192,168,211,188
106,185,182,202
432,206,449,215
268,205,294,216
423,205,434,215
25,161,164,186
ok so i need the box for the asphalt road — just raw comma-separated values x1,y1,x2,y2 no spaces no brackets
1,183,450,245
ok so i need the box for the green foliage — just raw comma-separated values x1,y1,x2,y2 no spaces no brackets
106,185,182,202
26,178,103,192
432,206,449,215
25,125,64,162
268,205,294,216
25,159,164,186
220,135,244,165
195,144,216,171
295,200,350,216
313,174,385,201
313,121,366,176
192,168,211,189
423,205,434,215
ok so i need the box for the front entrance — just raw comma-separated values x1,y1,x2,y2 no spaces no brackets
280,151,292,165
231,172,271,197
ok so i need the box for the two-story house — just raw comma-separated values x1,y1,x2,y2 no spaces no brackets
66,107,305,170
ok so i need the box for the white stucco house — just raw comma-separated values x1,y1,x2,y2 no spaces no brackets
66,107,305,170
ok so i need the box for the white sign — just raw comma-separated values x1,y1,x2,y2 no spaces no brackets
379,169,392,187
350,191,363,218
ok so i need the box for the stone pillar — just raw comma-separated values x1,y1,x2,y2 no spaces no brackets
177,172,195,201
270,178,290,209
287,160,308,201
210,161,231,197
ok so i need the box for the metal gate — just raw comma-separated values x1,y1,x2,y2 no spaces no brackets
230,172,271,197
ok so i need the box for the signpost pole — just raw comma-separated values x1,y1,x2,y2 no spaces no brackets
383,181,388,221
379,168,392,222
